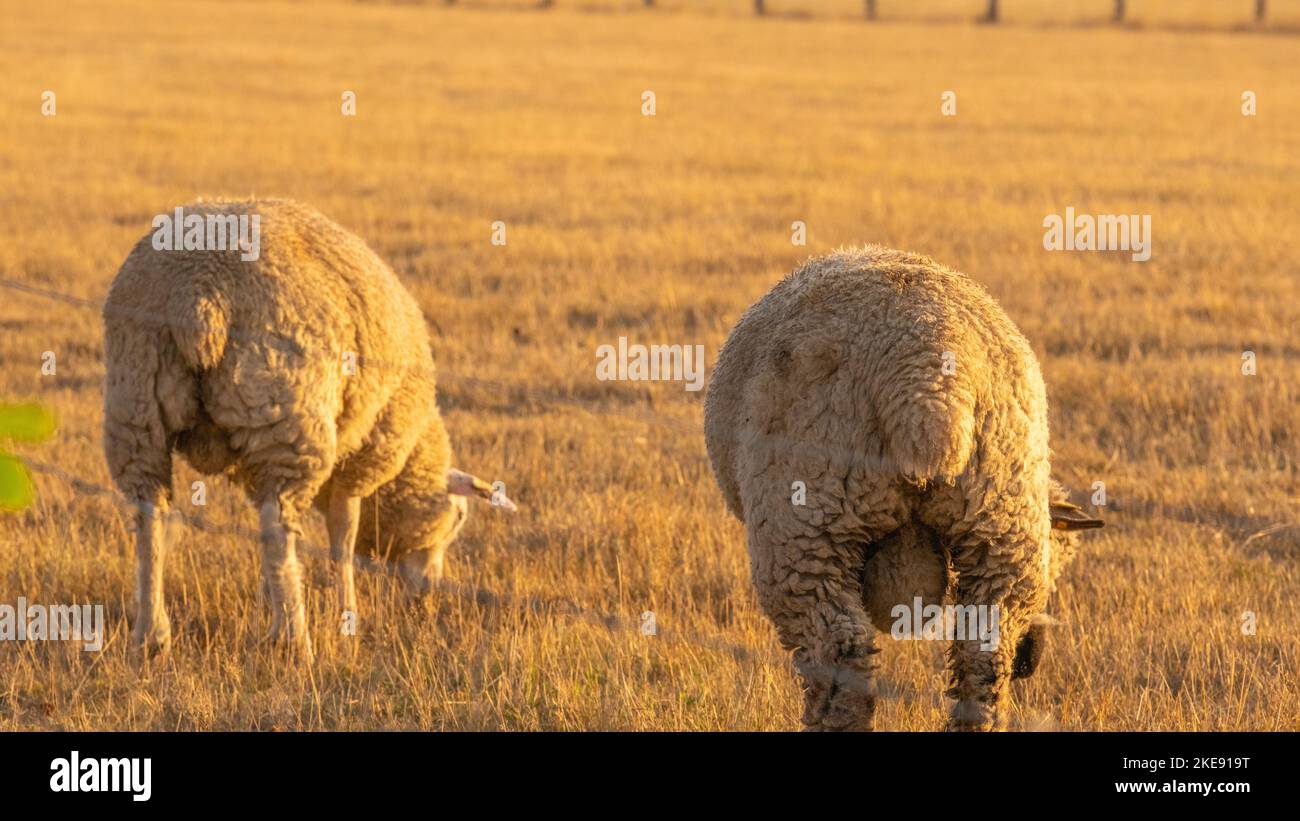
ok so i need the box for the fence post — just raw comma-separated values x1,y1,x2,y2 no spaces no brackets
755,0,766,15
1113,0,1124,22
1256,0,1267,22
866,0,877,19
984,0,999,23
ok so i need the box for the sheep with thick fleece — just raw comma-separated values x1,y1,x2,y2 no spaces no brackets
704,246,1102,731
103,199,514,657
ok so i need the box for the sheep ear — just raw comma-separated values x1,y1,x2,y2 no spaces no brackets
1050,500,1104,531
447,469,517,513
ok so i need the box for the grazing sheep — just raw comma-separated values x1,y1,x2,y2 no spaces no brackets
703,246,1102,731
103,199,514,657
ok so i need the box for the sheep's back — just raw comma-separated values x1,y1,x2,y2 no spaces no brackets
107,200,437,489
705,246,1048,527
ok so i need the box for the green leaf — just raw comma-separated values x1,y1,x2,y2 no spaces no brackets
0,454,34,512
0,402,56,443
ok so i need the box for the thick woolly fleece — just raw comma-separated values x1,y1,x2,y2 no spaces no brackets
103,199,464,651
704,246,1082,731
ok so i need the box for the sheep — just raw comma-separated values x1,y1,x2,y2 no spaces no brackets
703,246,1102,731
103,198,515,658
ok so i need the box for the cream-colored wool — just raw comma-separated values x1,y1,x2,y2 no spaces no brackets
704,246,1101,731
103,199,509,656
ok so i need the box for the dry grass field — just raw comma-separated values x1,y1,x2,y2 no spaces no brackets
1,0,1297,731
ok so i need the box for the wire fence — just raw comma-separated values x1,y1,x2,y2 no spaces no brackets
420,0,1283,28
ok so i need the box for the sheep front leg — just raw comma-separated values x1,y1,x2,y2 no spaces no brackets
326,488,360,628
750,526,880,731
130,498,172,656
258,496,312,659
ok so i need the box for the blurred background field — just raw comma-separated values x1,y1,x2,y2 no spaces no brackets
0,0,1296,730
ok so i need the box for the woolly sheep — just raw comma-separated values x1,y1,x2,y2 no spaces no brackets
703,246,1102,731
103,199,515,657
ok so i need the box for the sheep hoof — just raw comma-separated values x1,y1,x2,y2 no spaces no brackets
946,700,999,732
267,615,313,661
129,620,172,661
266,634,314,663
810,714,876,732
801,662,878,731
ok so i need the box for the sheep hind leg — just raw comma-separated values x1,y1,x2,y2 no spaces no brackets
258,495,312,660
944,537,1044,732
751,528,880,731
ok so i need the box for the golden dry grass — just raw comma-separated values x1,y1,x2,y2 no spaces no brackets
0,0,1297,730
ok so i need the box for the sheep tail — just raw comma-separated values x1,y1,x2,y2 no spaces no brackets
166,274,230,371
875,353,977,484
